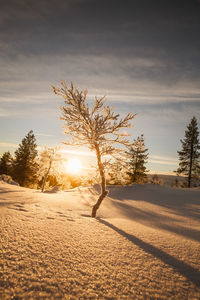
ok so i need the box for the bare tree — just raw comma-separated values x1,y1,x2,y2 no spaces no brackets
38,147,61,192
52,82,136,217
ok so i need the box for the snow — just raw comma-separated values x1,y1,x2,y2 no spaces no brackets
0,181,200,299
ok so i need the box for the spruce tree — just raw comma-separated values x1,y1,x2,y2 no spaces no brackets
0,151,13,176
13,130,38,187
127,134,149,183
177,116,200,187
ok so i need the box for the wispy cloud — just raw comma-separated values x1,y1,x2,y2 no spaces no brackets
0,0,86,25
1,52,200,107
0,142,18,148
0,108,11,117
149,155,178,166
35,133,54,137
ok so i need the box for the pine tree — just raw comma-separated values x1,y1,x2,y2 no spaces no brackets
53,82,136,217
0,151,13,176
126,134,149,183
13,130,38,187
176,116,200,187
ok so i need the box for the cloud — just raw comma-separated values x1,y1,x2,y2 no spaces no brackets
0,108,11,117
35,133,54,137
0,0,86,25
149,155,178,166
1,52,200,108
0,142,18,148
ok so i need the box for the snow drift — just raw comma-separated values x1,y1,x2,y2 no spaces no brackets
0,181,200,299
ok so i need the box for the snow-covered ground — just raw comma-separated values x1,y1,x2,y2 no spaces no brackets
0,182,200,299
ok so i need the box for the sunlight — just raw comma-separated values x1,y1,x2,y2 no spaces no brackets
65,158,82,174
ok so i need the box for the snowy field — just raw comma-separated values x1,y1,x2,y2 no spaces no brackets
0,182,200,299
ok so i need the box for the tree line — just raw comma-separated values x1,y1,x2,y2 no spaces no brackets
0,130,149,190
0,131,70,190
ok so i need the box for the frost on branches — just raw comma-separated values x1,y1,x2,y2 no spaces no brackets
53,82,136,217
37,147,62,192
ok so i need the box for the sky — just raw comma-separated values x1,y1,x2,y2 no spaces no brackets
0,0,200,174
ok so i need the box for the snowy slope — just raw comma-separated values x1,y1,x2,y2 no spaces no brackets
0,182,200,299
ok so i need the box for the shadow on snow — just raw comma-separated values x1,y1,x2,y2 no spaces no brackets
98,218,200,287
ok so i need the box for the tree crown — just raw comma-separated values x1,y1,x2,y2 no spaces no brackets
53,82,136,158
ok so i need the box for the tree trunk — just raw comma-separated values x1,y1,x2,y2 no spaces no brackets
133,152,138,182
188,132,194,188
91,145,108,218
41,175,47,192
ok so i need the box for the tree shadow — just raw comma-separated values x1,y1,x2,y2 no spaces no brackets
108,185,200,220
98,218,200,287
0,201,17,206
110,200,200,242
0,190,22,194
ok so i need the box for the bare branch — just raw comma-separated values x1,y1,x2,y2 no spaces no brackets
53,81,137,217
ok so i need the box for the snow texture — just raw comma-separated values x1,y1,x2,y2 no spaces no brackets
0,181,200,299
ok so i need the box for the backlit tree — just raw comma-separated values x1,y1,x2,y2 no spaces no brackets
126,134,149,183
38,146,62,192
176,116,200,187
53,82,136,217
13,130,38,187
0,151,13,176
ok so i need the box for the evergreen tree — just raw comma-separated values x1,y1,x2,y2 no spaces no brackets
127,134,149,183
176,116,200,187
13,130,38,187
0,151,13,176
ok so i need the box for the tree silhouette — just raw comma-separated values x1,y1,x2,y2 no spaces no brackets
38,146,61,192
126,134,149,183
176,116,200,187
53,82,136,217
0,151,13,176
13,130,38,187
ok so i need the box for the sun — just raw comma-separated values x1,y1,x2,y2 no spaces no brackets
65,158,82,174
